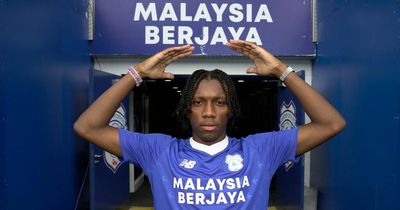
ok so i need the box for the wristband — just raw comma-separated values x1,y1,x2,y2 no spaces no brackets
128,66,142,86
279,66,294,82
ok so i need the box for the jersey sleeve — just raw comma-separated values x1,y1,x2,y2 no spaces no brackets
118,129,174,173
248,127,299,172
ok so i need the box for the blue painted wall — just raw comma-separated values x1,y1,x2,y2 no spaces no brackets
1,0,399,209
311,1,400,209
0,0,90,209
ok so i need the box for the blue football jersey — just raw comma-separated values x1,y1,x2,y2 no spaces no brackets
119,127,298,210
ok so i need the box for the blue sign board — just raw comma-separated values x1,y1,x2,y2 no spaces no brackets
92,0,315,56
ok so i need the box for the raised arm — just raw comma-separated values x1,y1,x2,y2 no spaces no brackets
73,45,194,157
226,40,345,155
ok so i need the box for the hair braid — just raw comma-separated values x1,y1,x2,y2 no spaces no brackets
175,69,241,137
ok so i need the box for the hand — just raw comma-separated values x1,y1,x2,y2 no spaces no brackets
134,45,194,79
226,40,286,77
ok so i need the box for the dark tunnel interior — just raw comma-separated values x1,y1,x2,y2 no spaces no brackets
133,75,279,138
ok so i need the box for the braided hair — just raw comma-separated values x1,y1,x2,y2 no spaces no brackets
175,69,241,137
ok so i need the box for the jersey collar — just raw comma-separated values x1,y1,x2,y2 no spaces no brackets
189,136,229,156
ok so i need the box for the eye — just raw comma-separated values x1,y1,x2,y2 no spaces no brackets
216,100,226,106
192,100,203,106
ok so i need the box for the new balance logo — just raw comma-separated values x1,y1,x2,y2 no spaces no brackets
179,159,196,169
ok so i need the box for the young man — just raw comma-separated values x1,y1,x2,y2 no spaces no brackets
74,40,345,209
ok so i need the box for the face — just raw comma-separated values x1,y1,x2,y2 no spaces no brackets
188,79,229,145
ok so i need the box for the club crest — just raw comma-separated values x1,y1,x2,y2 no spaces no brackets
103,151,122,173
225,154,244,172
104,104,127,173
279,100,296,130
109,105,128,130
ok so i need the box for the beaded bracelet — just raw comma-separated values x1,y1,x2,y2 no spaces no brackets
128,66,143,87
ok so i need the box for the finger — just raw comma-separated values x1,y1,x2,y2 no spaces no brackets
246,67,257,74
166,45,192,55
226,43,247,54
159,51,180,66
230,39,257,49
162,45,193,62
228,39,244,45
226,42,242,51
242,40,258,50
239,42,260,57
239,40,277,60
228,44,256,60
227,42,257,59
226,40,245,49
175,48,194,60
163,52,189,66
162,45,192,54
242,50,255,60
229,39,260,57
163,72,174,79
163,47,194,65
158,45,192,61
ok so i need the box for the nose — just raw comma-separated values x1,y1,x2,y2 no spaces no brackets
202,102,216,118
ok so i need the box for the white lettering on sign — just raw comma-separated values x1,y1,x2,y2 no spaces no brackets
133,2,274,45
134,3,273,23
133,3,157,21
144,26,262,45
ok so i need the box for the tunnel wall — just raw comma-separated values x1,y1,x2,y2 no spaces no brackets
311,1,400,209
0,1,91,209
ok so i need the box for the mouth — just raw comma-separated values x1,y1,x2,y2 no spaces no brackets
201,125,217,132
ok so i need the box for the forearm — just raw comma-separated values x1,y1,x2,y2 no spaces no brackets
226,39,345,154
277,65,345,154
277,65,345,128
74,74,136,134
73,45,193,156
